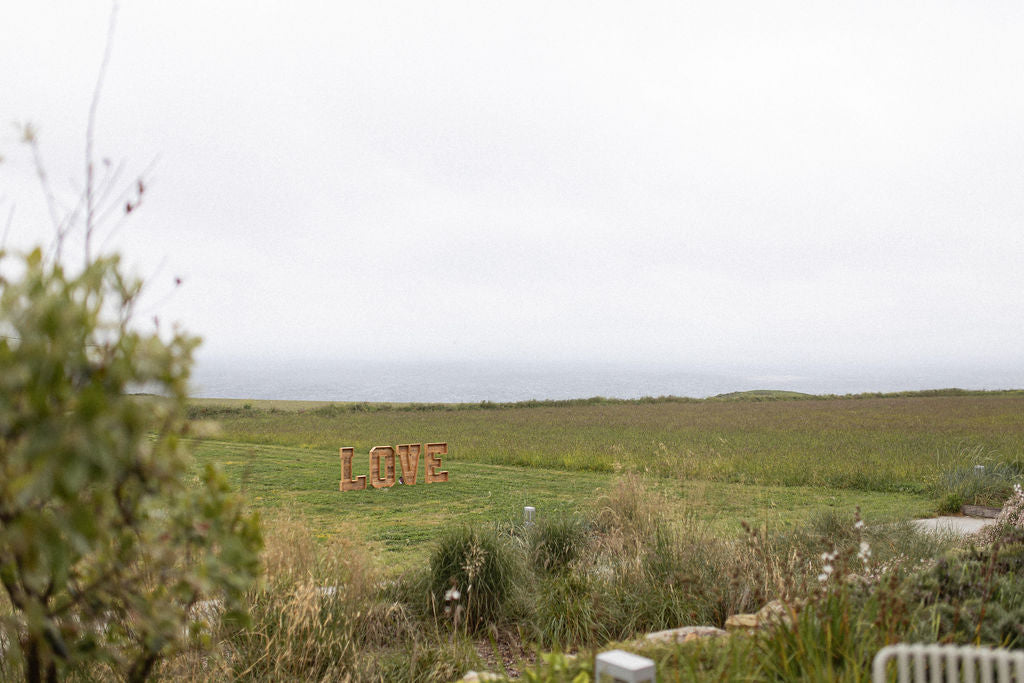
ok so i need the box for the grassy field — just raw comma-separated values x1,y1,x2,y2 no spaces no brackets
190,439,936,567
190,392,1024,491
187,391,1024,567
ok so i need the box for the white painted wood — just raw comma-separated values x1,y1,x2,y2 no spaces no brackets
873,644,1024,683
594,649,655,683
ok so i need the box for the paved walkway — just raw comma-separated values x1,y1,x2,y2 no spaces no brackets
911,515,997,534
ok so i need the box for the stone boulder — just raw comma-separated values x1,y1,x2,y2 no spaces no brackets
725,600,792,632
643,625,728,644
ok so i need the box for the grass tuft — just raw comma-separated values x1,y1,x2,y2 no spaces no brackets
428,525,524,633
931,445,1023,512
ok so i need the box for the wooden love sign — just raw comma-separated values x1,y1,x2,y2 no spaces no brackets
339,443,449,491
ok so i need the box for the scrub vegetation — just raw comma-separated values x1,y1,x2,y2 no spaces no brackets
156,391,1024,681
119,473,1024,682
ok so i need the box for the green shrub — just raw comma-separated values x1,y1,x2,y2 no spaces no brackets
0,250,261,681
429,525,523,632
912,529,1024,647
520,651,593,683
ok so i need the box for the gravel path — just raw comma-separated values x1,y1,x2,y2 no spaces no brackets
911,515,996,534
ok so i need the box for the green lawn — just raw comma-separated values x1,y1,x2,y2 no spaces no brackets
190,437,936,569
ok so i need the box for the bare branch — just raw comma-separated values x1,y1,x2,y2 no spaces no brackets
1,205,13,252
96,156,159,252
85,3,119,267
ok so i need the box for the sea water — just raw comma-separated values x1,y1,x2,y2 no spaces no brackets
189,357,1024,403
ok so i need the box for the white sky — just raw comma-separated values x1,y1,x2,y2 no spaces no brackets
2,1,1023,379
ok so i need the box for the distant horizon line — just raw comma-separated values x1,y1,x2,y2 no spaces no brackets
186,387,1024,403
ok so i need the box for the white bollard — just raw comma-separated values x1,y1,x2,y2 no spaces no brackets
594,649,655,683
523,506,535,526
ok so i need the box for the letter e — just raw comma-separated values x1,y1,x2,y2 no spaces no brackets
425,442,449,483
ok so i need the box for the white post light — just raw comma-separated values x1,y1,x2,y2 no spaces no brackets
594,649,655,683
523,506,535,525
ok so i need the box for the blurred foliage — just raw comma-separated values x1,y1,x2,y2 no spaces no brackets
0,249,261,682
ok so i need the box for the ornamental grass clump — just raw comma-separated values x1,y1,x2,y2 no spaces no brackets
932,446,1023,513
589,476,751,638
221,518,406,680
161,517,478,683
529,515,589,575
753,509,924,682
429,526,524,633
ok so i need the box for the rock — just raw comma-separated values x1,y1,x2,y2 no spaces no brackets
725,613,759,631
726,600,794,632
756,600,791,624
460,670,503,682
644,626,728,644
961,504,1001,519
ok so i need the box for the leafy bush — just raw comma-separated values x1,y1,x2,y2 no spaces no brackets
520,651,593,683
429,525,523,632
912,529,1024,647
0,250,261,681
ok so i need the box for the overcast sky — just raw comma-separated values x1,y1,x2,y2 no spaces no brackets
2,1,1023,382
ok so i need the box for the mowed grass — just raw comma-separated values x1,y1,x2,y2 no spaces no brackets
190,438,936,569
190,394,1024,493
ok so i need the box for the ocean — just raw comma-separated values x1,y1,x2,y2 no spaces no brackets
188,357,1024,403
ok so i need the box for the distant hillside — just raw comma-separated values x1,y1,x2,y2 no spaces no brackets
711,388,1024,402
710,389,815,401
186,388,1024,416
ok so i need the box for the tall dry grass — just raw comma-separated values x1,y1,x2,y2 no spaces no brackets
158,516,478,682
529,475,958,651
